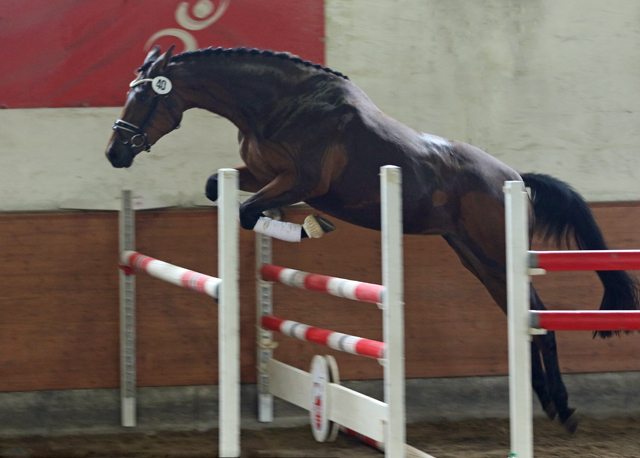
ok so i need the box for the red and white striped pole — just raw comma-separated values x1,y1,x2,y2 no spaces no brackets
260,264,384,304
261,314,386,360
121,251,222,298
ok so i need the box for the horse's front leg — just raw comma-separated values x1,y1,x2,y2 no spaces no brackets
205,165,263,201
239,173,335,242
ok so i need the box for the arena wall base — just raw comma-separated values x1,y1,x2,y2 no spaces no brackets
2,372,640,438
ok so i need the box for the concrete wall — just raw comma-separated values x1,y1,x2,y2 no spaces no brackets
1,0,640,211
326,0,640,201
4,372,640,437
0,108,238,211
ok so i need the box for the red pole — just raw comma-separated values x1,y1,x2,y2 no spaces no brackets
531,311,640,331
531,250,640,271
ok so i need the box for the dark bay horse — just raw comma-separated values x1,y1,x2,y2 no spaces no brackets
105,45,639,433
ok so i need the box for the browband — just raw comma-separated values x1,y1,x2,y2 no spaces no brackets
130,78,154,88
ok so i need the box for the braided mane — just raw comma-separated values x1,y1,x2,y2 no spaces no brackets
138,47,349,80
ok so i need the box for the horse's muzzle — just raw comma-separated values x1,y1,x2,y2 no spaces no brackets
106,147,134,168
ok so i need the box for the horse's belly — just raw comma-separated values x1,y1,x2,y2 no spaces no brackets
304,196,383,231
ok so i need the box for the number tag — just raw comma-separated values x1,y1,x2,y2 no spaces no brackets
310,355,330,442
151,76,172,95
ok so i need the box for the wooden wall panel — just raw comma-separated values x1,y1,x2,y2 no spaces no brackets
1,203,639,392
0,213,120,391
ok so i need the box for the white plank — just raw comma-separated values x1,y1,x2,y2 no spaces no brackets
267,359,387,442
328,383,387,442
267,359,312,410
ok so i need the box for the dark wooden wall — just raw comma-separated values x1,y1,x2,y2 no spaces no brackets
1,203,640,392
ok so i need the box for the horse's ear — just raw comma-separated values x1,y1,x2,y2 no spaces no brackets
149,45,175,76
143,46,162,67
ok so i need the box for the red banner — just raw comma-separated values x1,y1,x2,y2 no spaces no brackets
0,0,324,109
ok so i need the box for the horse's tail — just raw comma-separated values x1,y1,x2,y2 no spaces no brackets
521,172,640,337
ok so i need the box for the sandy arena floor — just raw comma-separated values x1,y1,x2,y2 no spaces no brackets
2,416,640,457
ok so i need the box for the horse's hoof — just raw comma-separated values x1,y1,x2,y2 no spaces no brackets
560,409,579,434
205,173,219,201
543,402,557,421
314,215,336,233
302,214,336,238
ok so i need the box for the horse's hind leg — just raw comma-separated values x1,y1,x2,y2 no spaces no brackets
533,331,578,433
530,287,579,432
531,339,556,421
443,233,578,432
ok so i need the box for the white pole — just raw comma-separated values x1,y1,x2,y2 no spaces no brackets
218,169,240,458
256,232,274,422
119,190,136,427
381,166,406,458
504,181,533,458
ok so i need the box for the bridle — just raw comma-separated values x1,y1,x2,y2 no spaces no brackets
112,76,178,153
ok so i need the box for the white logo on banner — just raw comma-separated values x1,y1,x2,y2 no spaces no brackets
145,0,230,52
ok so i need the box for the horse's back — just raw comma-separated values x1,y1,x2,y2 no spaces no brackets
338,82,521,196
243,76,522,236
304,89,522,235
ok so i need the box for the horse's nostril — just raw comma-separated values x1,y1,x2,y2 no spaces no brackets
106,147,133,168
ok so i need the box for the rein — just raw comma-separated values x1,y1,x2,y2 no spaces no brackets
112,76,177,153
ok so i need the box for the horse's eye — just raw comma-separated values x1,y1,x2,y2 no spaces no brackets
138,93,150,103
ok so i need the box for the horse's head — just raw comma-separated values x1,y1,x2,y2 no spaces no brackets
106,45,183,168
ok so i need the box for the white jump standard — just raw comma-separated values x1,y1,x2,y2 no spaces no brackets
118,168,240,458
504,180,640,458
256,166,431,458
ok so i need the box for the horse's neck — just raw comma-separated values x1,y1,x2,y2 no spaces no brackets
175,58,295,132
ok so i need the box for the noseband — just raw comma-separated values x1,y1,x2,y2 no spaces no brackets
112,76,178,153
113,118,153,152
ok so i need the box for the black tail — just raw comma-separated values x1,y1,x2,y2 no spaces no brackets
521,172,640,338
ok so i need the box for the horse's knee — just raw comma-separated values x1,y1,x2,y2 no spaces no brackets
239,203,261,231
240,216,257,231
205,173,218,201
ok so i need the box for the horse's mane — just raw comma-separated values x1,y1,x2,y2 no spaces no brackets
138,47,349,80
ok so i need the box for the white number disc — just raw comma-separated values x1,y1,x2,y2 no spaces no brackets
310,355,330,442
151,76,172,95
